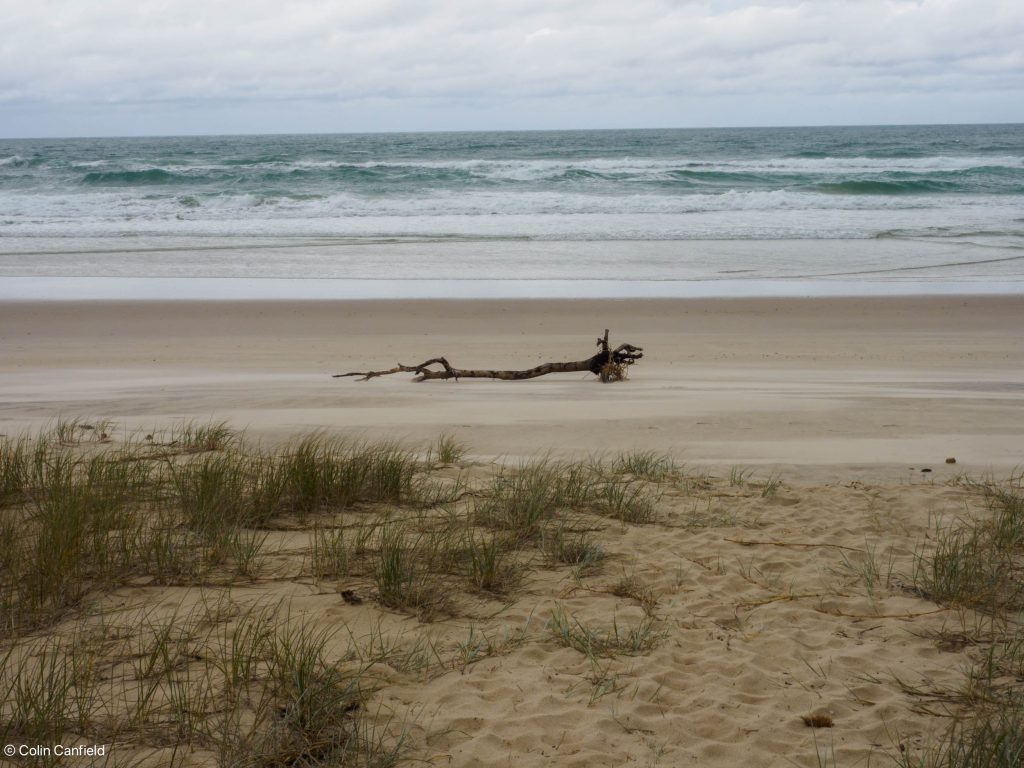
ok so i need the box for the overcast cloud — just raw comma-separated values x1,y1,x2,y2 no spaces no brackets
1,0,1022,136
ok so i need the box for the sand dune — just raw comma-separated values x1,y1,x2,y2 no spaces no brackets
1,295,1022,766
365,472,984,767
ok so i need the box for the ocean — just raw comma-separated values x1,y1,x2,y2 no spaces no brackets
1,124,1022,298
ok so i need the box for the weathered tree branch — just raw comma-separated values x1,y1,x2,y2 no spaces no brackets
333,329,643,383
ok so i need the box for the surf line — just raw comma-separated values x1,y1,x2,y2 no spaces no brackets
793,251,1024,279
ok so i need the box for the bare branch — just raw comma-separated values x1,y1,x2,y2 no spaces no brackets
333,331,643,383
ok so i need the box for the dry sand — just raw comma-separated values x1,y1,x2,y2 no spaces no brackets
1,295,1022,476
1,294,1023,766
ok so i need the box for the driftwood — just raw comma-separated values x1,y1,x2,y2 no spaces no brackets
334,329,643,383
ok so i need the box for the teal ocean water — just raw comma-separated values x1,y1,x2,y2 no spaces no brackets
1,125,1022,297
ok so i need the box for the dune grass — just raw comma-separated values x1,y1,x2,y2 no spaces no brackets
0,602,405,768
10,419,1021,767
0,423,675,621
463,528,522,594
0,435,29,507
612,450,677,483
0,425,475,635
0,425,687,766
896,706,1024,768
900,475,1024,768
547,604,665,659
541,520,605,577
912,476,1024,612
430,433,467,466
372,520,451,620
471,455,661,540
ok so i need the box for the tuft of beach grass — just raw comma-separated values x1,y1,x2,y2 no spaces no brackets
547,604,665,659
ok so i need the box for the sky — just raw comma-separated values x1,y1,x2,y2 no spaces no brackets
1,0,1022,137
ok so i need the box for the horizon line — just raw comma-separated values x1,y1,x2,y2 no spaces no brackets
2,120,1022,142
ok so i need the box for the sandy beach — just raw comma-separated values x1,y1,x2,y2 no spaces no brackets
1,294,1023,767
2,295,1022,474
4,0,1023,759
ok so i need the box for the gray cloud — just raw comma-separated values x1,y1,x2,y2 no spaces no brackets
1,0,1022,135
